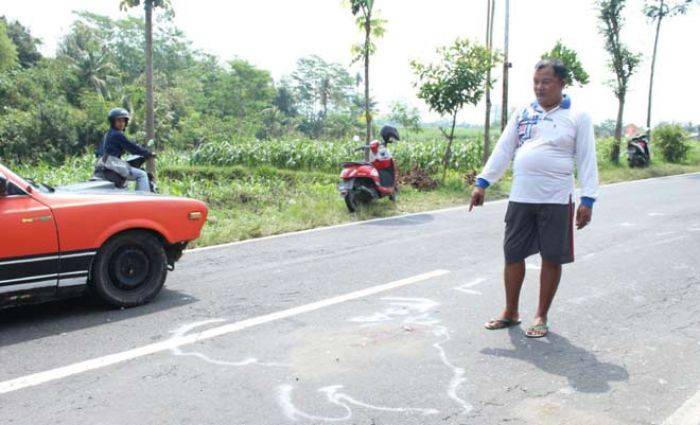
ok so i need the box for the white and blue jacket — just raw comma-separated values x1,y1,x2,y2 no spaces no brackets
476,96,599,208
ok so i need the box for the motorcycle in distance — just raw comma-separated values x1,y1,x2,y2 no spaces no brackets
339,125,400,212
627,132,651,168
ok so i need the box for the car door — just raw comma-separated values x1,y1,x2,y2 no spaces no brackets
0,177,60,298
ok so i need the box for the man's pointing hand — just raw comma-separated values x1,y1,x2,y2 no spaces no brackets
469,187,485,212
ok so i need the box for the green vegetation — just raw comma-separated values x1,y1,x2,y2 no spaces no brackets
653,123,691,163
191,136,483,173
11,139,699,248
541,40,590,86
0,11,372,166
411,38,496,181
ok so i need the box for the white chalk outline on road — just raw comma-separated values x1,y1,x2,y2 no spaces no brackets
453,277,486,295
187,172,700,254
0,269,450,396
663,387,700,425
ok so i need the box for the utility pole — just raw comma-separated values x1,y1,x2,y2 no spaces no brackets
500,0,510,131
144,0,156,174
482,0,496,165
646,0,664,143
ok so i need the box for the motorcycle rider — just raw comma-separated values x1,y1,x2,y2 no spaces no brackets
97,108,154,191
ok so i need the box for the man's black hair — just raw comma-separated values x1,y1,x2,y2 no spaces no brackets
535,58,569,83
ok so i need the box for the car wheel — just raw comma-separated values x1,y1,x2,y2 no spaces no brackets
92,231,167,307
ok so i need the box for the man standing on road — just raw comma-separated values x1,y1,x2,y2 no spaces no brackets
469,58,599,338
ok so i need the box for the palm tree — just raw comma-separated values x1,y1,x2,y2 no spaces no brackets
58,22,117,99
349,0,386,145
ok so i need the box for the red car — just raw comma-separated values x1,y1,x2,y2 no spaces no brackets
0,163,207,309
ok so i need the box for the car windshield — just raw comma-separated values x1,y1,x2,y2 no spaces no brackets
22,177,55,193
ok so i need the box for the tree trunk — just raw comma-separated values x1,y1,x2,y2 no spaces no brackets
611,93,626,163
501,0,510,131
321,77,329,118
145,0,156,174
364,11,372,148
646,0,664,147
442,111,458,183
482,0,495,166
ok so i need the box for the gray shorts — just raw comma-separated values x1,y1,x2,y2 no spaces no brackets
503,201,575,265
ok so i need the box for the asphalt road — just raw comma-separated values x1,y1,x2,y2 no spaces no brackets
1,173,700,425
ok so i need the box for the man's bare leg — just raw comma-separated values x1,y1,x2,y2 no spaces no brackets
485,260,526,329
528,259,562,336
504,260,526,319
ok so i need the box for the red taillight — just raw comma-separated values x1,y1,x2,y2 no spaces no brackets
370,141,379,153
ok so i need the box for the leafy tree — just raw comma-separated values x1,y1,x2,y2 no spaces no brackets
291,55,354,118
597,0,642,163
387,101,422,134
0,10,378,164
211,59,276,120
289,55,357,138
0,20,18,73
594,119,617,138
541,40,590,86
0,17,42,68
349,0,386,144
411,38,495,182
643,0,697,136
58,21,118,99
273,79,299,118
119,0,172,173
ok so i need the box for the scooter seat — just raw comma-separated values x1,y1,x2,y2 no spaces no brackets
341,161,373,167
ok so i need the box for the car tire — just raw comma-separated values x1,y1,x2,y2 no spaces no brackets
91,230,168,308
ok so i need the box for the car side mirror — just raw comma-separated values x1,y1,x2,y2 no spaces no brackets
0,173,7,197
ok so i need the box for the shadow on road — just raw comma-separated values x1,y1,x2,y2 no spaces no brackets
480,327,629,393
0,288,197,348
362,213,434,227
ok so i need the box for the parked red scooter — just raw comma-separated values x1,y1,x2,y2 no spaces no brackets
339,126,400,212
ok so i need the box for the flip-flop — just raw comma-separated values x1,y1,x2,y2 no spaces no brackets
484,318,521,330
525,324,549,338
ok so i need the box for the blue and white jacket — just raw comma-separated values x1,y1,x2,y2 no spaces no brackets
476,96,598,208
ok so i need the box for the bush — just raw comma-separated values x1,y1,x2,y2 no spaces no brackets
0,102,89,164
653,124,690,163
596,137,617,165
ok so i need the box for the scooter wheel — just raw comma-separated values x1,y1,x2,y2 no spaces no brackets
344,193,358,212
